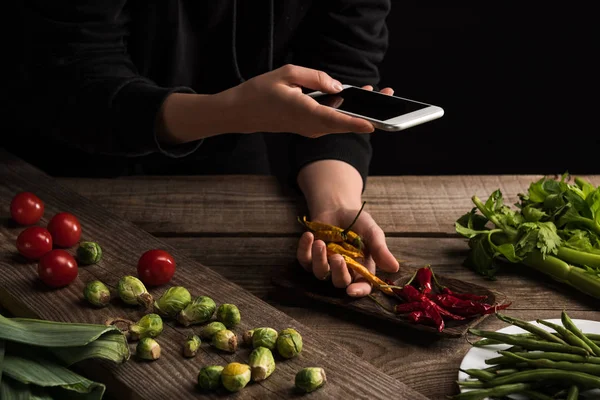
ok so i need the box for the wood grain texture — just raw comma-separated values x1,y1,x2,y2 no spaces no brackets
0,150,428,400
59,175,600,235
161,237,600,311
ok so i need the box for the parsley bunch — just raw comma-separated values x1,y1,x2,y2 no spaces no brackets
455,173,600,300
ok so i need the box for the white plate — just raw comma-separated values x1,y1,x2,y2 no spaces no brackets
458,319,600,400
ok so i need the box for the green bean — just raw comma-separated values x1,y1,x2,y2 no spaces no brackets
492,351,600,365
449,383,534,400
485,355,520,365
457,369,600,389
496,313,568,345
473,333,541,347
585,333,600,341
498,351,600,375
566,384,579,400
472,338,504,347
461,368,495,382
562,310,600,357
552,388,568,398
536,320,594,356
495,368,522,376
468,329,590,356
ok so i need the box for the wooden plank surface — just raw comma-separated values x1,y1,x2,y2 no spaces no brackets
59,175,600,236
161,236,600,399
0,151,428,400
160,237,600,311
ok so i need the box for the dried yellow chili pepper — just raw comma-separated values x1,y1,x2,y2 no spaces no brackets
327,242,364,259
297,215,364,250
312,229,345,243
326,249,394,296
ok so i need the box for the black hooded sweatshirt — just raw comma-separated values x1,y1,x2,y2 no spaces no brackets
14,0,390,186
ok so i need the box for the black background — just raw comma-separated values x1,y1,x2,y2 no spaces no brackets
370,4,597,175
6,4,598,176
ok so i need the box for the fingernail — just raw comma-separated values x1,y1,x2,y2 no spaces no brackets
348,289,361,297
332,81,343,92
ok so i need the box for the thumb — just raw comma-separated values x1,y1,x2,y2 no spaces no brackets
278,64,343,93
364,226,399,273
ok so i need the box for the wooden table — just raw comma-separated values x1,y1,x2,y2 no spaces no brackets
1,149,599,399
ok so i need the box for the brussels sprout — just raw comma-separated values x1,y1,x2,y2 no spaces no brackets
117,276,153,310
295,367,326,393
154,286,192,318
183,334,201,358
130,313,163,341
197,365,224,390
211,329,237,353
83,280,110,307
252,327,278,350
276,328,303,358
242,329,255,346
248,347,275,382
199,321,227,340
136,337,161,360
77,241,102,265
177,296,216,326
221,362,251,392
216,304,240,328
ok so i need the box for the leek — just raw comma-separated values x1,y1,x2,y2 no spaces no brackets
0,315,122,347
0,339,4,386
0,313,130,399
1,376,54,400
3,353,105,400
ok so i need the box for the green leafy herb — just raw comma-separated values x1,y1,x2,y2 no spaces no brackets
456,174,600,300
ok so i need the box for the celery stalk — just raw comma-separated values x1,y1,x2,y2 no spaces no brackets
524,251,600,300
557,246,600,268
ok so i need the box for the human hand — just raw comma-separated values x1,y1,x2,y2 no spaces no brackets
222,64,392,137
296,206,400,297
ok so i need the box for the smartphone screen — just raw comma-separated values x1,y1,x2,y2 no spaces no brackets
313,87,430,121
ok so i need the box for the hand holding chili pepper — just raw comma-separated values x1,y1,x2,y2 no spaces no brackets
296,199,399,297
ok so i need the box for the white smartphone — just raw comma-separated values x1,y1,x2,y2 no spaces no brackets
308,84,444,132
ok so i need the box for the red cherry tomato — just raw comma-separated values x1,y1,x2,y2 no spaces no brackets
10,192,45,225
16,227,53,260
38,249,78,288
47,212,81,248
137,249,176,286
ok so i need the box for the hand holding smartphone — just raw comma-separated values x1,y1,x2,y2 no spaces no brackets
308,85,444,132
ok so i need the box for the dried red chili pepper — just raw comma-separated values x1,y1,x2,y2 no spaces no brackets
380,265,509,332
394,302,425,313
415,266,433,294
429,293,510,317
451,302,511,317
396,298,465,321
406,302,444,332
397,284,423,302
440,287,487,301
406,310,426,323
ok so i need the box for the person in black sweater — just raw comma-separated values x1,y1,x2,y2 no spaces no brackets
15,0,400,297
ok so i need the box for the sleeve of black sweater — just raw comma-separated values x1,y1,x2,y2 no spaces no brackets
22,1,201,157
289,0,391,190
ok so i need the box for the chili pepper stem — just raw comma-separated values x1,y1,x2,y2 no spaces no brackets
342,201,366,236
430,267,446,291
403,269,419,287
367,295,395,314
